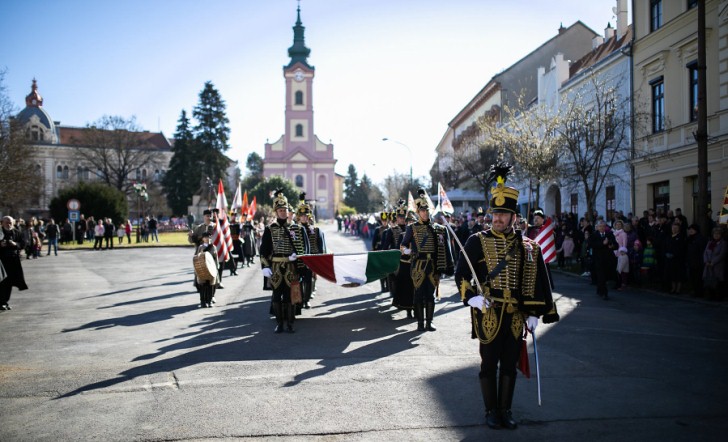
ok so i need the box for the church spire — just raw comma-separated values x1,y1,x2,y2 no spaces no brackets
25,78,43,107
287,2,313,69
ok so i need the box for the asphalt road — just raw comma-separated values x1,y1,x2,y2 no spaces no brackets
1,222,727,441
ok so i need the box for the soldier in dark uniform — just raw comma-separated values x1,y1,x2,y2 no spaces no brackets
241,212,257,267
455,164,559,430
260,191,307,333
229,213,243,275
471,207,486,235
400,189,453,331
371,212,389,292
0,216,28,311
382,201,414,319
296,193,325,309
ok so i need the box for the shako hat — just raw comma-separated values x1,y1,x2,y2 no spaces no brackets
532,209,545,219
272,189,289,210
395,198,408,217
488,163,519,214
414,188,430,212
296,192,312,216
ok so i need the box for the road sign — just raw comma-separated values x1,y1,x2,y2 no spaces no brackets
67,199,81,210
69,210,80,222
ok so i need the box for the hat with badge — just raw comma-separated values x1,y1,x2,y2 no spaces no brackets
532,209,545,219
272,189,289,210
488,163,519,214
203,209,212,216
395,198,408,217
296,192,312,216
414,188,430,212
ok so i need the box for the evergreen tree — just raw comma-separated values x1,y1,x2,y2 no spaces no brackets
241,152,264,192
343,164,359,208
162,110,198,215
193,81,230,183
49,182,128,225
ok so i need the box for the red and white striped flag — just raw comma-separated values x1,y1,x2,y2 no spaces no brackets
534,217,556,263
212,179,234,262
230,181,243,214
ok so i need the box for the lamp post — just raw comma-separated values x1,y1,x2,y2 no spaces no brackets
133,182,148,243
382,137,413,184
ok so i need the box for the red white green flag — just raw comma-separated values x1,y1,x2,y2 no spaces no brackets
299,250,401,287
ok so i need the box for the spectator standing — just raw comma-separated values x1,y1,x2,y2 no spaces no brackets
45,218,59,256
687,224,708,298
703,227,726,301
117,223,125,245
0,216,28,310
125,219,132,243
148,216,159,242
616,246,629,290
588,220,617,300
664,222,687,294
93,220,105,250
629,240,643,286
103,218,114,250
558,233,575,268
76,215,87,244
580,230,592,277
86,216,95,242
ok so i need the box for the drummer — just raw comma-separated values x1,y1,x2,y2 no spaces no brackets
195,231,219,308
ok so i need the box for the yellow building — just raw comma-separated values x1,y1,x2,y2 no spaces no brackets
632,0,727,223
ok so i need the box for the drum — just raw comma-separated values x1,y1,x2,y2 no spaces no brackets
193,252,217,281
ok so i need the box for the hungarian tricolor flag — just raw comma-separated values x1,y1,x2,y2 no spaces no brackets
535,217,556,263
299,250,401,287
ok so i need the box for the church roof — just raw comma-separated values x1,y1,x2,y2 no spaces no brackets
59,127,172,150
286,4,313,70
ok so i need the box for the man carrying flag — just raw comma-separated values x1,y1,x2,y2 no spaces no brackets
527,209,556,289
212,179,235,289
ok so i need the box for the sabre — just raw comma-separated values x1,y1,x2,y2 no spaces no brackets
530,326,542,406
437,215,489,303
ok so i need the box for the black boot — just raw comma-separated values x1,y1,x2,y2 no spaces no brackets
286,303,296,333
415,303,425,331
272,302,284,333
479,377,500,429
498,375,518,429
406,309,413,319
425,302,436,331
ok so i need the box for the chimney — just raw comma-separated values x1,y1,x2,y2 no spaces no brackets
592,35,604,49
615,0,628,37
558,22,566,34
604,22,616,40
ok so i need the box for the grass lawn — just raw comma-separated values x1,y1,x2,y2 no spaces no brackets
58,231,193,250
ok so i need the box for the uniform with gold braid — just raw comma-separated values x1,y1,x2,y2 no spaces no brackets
295,192,321,309
400,189,453,331
381,199,415,318
454,163,558,430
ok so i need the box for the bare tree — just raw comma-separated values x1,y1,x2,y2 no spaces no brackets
557,74,646,221
479,94,562,209
71,115,165,195
0,70,43,214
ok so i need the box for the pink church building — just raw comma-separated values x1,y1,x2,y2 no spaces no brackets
263,6,337,219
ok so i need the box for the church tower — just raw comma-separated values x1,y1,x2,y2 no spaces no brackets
263,4,336,219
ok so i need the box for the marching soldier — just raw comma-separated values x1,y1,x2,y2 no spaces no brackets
400,189,453,331
296,193,325,309
471,207,487,234
372,212,389,292
382,201,414,319
241,212,257,267
228,213,242,275
194,231,219,308
260,191,307,333
455,164,559,430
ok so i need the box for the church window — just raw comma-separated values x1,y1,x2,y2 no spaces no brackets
295,90,303,105
56,165,63,179
77,166,84,181
295,175,304,187
142,169,147,181
318,174,326,190
295,124,303,137
62,166,69,180
154,169,161,181
136,169,141,181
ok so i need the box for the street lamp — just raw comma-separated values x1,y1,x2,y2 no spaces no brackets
133,182,148,243
382,137,413,184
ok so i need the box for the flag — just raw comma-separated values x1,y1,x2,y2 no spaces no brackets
534,217,556,263
424,189,437,217
298,250,401,287
231,182,242,214
212,179,234,262
438,182,454,215
407,191,416,214
241,191,249,215
248,196,257,221
720,185,728,225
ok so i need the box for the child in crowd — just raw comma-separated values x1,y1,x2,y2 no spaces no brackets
558,233,575,268
629,239,643,286
641,238,656,282
616,246,629,290
117,223,125,245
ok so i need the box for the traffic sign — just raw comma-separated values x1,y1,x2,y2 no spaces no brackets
67,199,81,210
69,210,80,222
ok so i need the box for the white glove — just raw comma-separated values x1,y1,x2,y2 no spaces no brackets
527,316,538,332
467,295,485,311
288,253,298,262
403,248,412,255
262,268,273,278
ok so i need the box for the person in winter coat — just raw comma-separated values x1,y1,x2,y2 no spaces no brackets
703,227,727,301
0,216,28,310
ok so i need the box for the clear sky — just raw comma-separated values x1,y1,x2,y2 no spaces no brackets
1,0,626,186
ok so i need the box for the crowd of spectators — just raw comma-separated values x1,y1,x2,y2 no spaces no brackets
336,206,727,302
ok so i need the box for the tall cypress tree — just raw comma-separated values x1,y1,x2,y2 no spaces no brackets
163,110,198,215
192,81,230,182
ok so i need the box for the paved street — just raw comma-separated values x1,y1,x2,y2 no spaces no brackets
1,222,727,441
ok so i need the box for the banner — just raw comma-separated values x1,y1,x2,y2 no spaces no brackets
438,182,454,215
213,179,234,262
534,217,556,263
231,182,242,214
298,251,401,287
